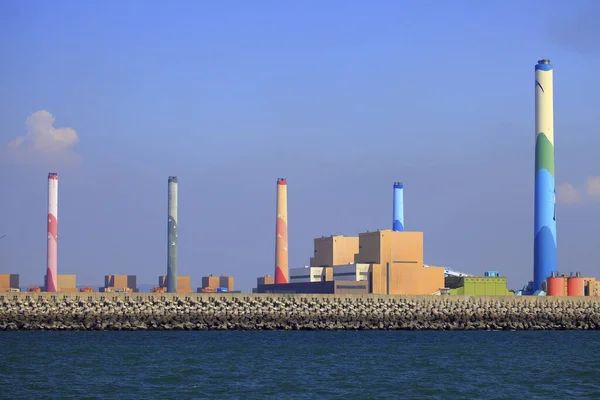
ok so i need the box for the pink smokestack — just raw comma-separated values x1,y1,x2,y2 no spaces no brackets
46,173,58,292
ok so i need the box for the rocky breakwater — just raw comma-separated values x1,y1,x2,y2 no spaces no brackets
2,295,600,331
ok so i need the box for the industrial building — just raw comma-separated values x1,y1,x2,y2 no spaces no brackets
257,275,274,286
289,264,370,283
445,275,513,296
356,230,444,295
309,235,359,268
0,274,19,292
259,229,445,295
331,263,370,281
59,274,76,292
252,276,275,292
101,275,138,292
43,274,77,292
199,275,234,292
16,75,595,299
256,280,369,295
158,275,192,293
289,266,324,283
545,272,594,297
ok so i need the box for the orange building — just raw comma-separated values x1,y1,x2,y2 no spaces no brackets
257,275,275,286
44,274,77,292
0,274,19,291
309,235,359,267
59,274,77,292
355,230,444,295
201,275,234,291
585,278,599,296
102,274,138,292
158,275,193,293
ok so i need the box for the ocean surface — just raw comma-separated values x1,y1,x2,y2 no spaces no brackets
1,331,599,399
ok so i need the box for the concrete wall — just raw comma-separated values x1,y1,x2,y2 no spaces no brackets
4,291,600,304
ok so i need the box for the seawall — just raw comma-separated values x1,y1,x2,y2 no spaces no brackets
2,293,600,331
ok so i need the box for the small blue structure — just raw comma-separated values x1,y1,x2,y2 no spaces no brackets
484,271,500,277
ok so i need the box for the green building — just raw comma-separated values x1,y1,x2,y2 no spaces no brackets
446,276,513,296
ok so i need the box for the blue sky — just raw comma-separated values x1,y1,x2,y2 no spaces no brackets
1,0,599,291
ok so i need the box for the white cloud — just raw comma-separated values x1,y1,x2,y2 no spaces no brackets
585,176,600,200
3,110,80,168
556,182,582,205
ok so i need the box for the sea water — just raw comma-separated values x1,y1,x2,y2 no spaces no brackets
1,331,599,399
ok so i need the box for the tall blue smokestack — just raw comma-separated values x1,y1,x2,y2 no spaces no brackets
533,59,557,290
393,182,404,231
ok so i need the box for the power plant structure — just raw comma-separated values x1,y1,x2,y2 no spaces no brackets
274,178,289,284
45,173,58,292
533,59,557,291
393,182,404,231
7,59,600,297
166,176,178,293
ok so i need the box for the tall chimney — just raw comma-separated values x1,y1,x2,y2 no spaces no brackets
46,173,58,292
393,182,404,232
275,178,289,284
533,59,557,290
166,176,178,293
